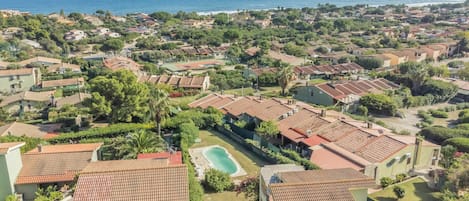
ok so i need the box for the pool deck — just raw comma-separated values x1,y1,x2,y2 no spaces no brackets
189,145,247,179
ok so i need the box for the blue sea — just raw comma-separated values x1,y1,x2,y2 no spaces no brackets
0,0,465,15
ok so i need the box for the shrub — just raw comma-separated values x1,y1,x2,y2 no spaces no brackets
420,126,469,143
455,123,469,130
430,110,448,118
234,120,247,128
281,149,320,170
443,138,469,153
204,169,233,192
380,177,393,188
418,80,458,103
48,123,152,143
179,122,199,147
360,94,398,116
393,186,406,199
395,173,407,183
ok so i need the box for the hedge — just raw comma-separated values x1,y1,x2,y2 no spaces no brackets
420,126,469,143
443,138,469,153
48,123,153,143
281,149,320,170
429,110,448,118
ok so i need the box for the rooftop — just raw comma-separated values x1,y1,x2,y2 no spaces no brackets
26,143,102,154
0,122,57,138
41,77,84,88
74,160,188,201
270,168,376,201
137,151,183,165
0,142,25,154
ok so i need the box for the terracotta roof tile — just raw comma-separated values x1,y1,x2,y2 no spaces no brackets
0,68,33,76
17,151,94,184
41,77,84,88
74,160,188,201
26,143,102,154
0,122,50,138
137,151,183,165
0,142,25,154
270,168,376,201
355,135,407,163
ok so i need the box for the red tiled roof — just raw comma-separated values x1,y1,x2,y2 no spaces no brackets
41,77,84,88
310,145,366,171
137,151,182,165
26,143,102,154
141,75,208,89
0,142,25,154
270,168,376,201
314,79,397,100
0,68,33,76
301,135,329,147
294,63,364,76
74,160,188,201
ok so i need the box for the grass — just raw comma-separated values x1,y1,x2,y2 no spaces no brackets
369,177,442,201
170,95,198,105
432,110,461,127
193,130,271,201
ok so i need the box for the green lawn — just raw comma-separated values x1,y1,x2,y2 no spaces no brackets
192,130,271,177
193,130,271,201
369,178,442,201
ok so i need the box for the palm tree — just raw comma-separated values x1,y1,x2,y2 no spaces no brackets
148,86,170,136
278,65,294,96
120,130,164,159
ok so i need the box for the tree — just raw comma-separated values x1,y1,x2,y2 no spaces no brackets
398,62,429,92
101,38,124,53
393,186,406,200
5,195,19,201
118,130,164,159
223,29,240,42
278,66,294,96
236,176,259,201
356,57,383,70
429,65,450,78
360,94,398,116
204,168,233,192
85,70,149,123
150,11,173,22
148,86,170,136
255,120,279,139
441,145,457,168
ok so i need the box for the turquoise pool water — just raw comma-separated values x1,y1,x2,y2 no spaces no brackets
204,147,238,175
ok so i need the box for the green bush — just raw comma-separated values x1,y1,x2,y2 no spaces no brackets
380,177,393,188
420,126,469,143
430,110,448,118
455,123,469,130
48,123,152,143
281,149,320,170
456,103,469,110
204,168,233,192
360,94,398,116
0,135,46,153
443,138,469,153
395,173,407,183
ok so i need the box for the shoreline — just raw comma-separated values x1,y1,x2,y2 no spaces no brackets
0,0,465,16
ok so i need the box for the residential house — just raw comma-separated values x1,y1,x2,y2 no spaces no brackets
381,53,400,66
0,90,55,113
41,77,85,89
259,164,304,201
387,51,409,64
17,56,62,67
73,159,189,201
189,94,440,182
294,63,364,80
0,68,41,93
140,74,211,91
243,67,278,80
92,27,121,38
13,143,102,201
263,167,376,201
47,63,82,74
370,54,392,68
64,30,86,41
55,93,91,109
2,27,23,39
318,52,353,64
83,15,103,26
103,57,143,76
0,142,24,201
0,122,60,139
293,78,398,112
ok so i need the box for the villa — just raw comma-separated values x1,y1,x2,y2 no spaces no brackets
0,143,102,201
0,122,60,139
73,159,189,201
139,74,211,92
294,63,364,80
0,68,41,93
41,77,85,89
103,56,143,76
293,78,398,111
189,94,441,183
0,91,54,113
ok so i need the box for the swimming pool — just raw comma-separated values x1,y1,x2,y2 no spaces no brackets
203,146,238,175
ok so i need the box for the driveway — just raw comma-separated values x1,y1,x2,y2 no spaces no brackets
373,103,451,135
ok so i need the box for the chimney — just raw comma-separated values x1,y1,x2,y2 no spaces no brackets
367,122,373,129
37,144,42,152
320,109,326,117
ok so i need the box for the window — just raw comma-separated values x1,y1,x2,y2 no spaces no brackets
310,90,314,96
